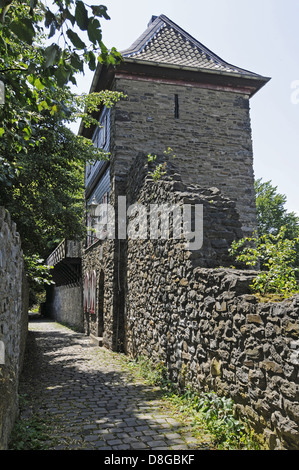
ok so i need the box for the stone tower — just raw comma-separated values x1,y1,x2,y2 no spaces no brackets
81,14,269,237
79,14,270,350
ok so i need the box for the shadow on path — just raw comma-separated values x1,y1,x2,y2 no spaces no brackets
13,319,213,451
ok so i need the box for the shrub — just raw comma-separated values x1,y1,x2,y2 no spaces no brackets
230,226,299,297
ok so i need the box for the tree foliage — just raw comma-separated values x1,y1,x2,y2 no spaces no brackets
255,178,299,269
255,178,299,239
230,179,299,298
0,86,124,257
0,1,123,303
230,227,299,297
0,0,121,85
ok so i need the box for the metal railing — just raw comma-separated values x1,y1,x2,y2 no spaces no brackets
46,239,66,267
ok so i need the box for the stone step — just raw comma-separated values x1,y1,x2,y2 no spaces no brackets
90,334,103,347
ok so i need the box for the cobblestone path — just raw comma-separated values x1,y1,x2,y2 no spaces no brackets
16,319,213,451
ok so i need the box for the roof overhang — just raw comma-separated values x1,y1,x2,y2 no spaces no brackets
117,58,270,95
78,58,270,138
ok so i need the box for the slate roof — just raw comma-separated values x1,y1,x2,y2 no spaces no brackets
121,15,265,79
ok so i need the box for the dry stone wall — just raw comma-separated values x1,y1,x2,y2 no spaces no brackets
0,207,28,449
126,250,299,449
80,146,299,449
124,167,299,450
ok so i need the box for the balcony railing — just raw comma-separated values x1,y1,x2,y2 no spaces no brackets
46,240,82,286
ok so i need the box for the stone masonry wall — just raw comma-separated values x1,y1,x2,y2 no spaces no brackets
126,153,244,268
126,263,299,450
111,77,257,236
0,207,28,449
47,285,83,332
124,171,299,450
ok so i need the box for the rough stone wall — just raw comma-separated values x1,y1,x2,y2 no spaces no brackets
46,285,83,332
0,207,28,449
111,77,257,236
126,153,244,268
126,254,299,449
124,171,299,450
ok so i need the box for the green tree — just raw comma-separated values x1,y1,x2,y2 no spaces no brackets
0,85,124,255
230,180,299,297
255,178,299,239
0,1,123,304
255,178,299,271
230,227,299,298
0,1,122,175
0,88,124,306
0,1,120,88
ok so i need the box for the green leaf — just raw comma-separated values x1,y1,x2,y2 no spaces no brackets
87,17,102,45
75,1,89,31
66,29,86,49
97,41,109,64
110,47,123,63
37,101,48,112
45,10,56,28
10,18,35,45
23,127,32,140
50,104,58,116
54,66,71,87
70,53,84,72
64,9,76,26
44,44,61,68
91,5,110,20
34,78,45,91
0,127,5,137
48,22,56,39
87,51,96,71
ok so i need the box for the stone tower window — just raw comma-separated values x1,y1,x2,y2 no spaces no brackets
174,94,179,119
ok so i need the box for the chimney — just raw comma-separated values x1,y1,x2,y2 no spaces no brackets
147,15,158,27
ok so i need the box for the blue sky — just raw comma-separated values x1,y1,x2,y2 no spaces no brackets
72,0,299,215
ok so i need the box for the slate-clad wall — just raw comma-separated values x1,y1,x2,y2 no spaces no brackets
0,207,28,449
111,77,257,236
85,108,111,196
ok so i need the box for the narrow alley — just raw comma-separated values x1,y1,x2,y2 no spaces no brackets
11,318,213,451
